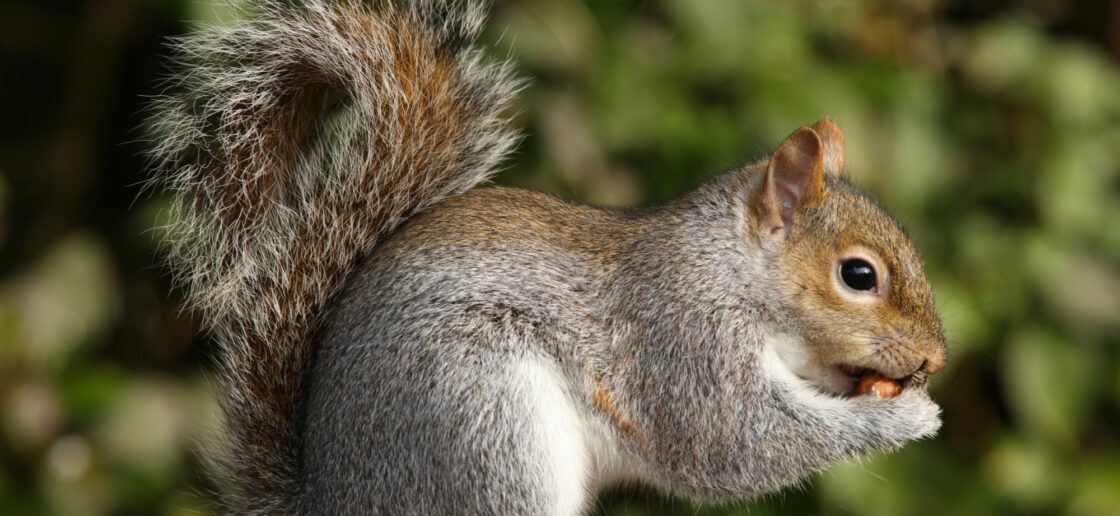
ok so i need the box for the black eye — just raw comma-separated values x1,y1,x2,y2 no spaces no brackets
840,259,877,291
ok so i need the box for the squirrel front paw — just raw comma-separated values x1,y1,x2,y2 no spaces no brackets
761,340,941,449
842,384,942,449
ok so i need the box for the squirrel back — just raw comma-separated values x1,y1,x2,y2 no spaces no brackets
146,1,520,511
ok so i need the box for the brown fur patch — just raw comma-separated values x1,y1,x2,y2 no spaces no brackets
149,1,524,510
592,377,646,447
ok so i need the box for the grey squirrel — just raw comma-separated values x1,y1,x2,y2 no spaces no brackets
147,1,948,514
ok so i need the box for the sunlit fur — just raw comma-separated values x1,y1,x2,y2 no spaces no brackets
148,1,944,514
146,1,520,512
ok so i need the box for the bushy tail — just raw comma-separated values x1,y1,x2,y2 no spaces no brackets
146,1,520,511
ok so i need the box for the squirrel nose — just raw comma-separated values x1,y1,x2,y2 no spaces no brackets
920,345,947,375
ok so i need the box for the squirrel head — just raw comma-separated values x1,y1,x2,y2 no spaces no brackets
748,119,946,395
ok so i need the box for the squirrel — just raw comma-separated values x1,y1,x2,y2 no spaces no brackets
146,0,948,514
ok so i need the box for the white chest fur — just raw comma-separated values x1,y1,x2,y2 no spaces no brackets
515,357,642,514
516,359,592,515
761,331,850,409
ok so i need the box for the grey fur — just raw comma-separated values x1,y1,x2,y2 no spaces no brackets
149,1,942,514
146,0,520,512
305,173,941,513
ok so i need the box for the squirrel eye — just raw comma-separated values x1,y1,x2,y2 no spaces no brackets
839,259,877,292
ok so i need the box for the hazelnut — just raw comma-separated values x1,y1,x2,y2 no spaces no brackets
855,371,901,398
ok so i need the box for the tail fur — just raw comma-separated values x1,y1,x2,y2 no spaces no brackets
146,1,520,511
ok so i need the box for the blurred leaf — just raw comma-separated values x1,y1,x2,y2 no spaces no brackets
1,380,63,453
819,453,913,516
59,367,129,425
94,378,191,477
1001,329,1102,447
981,435,1067,510
1066,460,1120,516
960,17,1046,98
3,233,121,374
1025,235,1120,334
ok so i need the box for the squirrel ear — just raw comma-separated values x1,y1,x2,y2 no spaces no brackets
751,126,826,238
809,118,844,177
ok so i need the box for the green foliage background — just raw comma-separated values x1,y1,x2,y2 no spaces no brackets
2,0,1119,514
